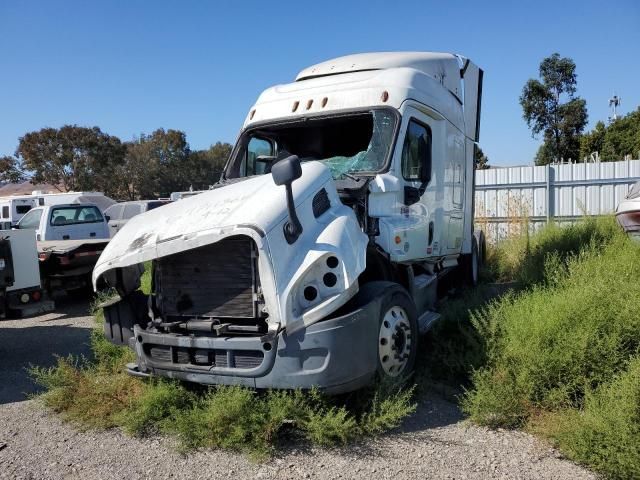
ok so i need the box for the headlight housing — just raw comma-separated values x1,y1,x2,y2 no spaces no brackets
291,254,344,317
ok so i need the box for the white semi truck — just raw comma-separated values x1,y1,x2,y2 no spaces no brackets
93,52,485,393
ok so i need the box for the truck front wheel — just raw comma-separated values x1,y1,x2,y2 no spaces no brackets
376,286,418,379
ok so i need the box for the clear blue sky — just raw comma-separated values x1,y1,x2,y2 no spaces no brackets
1,0,638,166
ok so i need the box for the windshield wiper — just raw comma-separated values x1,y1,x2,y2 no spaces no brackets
340,172,362,182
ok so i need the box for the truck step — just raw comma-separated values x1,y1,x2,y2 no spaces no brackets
9,300,55,318
417,310,441,335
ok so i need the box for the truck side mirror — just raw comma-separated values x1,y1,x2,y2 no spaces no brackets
271,155,303,244
271,155,302,186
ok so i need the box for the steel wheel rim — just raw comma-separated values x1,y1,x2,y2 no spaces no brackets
378,305,412,377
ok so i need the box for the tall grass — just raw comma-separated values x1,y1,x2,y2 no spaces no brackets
531,357,640,480
462,216,640,477
486,216,620,285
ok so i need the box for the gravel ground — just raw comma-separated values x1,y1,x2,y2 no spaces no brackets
0,301,597,480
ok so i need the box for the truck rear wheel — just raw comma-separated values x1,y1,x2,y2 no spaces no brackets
375,286,418,379
462,237,480,287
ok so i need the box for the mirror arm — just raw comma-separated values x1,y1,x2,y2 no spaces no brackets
283,183,302,244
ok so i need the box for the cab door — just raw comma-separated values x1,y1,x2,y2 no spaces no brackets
391,106,440,261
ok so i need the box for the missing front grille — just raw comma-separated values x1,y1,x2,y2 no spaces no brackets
156,236,260,320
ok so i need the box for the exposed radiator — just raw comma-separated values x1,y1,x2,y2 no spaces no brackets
157,236,258,319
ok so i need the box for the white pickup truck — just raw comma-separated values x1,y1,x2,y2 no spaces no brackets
16,204,110,294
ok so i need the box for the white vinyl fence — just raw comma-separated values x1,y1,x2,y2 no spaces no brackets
475,159,640,242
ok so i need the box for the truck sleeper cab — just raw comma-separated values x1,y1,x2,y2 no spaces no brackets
94,52,484,393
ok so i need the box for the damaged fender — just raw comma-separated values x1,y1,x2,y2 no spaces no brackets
93,161,368,333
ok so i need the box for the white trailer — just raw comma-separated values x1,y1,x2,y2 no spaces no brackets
35,191,116,212
0,197,42,230
93,52,485,393
0,229,54,318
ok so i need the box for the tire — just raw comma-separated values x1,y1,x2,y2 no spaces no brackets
102,290,148,346
469,236,480,286
373,284,419,380
475,229,487,267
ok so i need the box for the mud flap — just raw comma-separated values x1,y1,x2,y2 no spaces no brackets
101,290,149,346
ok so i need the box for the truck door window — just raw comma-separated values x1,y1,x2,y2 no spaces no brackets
246,137,274,176
16,205,32,215
401,120,432,182
17,209,42,229
50,206,104,225
1,206,8,219
147,201,168,211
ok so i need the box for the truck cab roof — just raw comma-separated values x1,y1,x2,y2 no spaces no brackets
244,51,481,142
295,51,463,97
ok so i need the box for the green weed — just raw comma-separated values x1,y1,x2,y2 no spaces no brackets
532,357,640,479
460,218,640,478
486,216,620,285
32,330,416,458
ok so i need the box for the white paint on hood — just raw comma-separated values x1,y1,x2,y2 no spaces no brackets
92,161,331,286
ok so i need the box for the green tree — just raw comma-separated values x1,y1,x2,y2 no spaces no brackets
579,108,640,162
520,53,588,165
475,146,490,169
579,120,607,160
0,155,25,183
188,141,233,188
600,108,640,161
16,125,125,195
116,129,192,199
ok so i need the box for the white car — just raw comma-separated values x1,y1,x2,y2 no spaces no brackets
616,181,640,240
103,200,170,238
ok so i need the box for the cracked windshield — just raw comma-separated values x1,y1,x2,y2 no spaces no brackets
245,109,396,179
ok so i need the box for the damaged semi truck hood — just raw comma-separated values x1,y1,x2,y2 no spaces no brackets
93,162,331,282
93,161,368,333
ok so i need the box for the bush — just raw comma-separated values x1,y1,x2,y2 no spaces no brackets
533,357,640,479
30,355,146,429
118,380,197,436
462,218,640,478
416,284,493,386
464,235,640,422
33,328,416,458
487,216,620,285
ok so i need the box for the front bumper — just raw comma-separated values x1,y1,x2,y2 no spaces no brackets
129,297,380,394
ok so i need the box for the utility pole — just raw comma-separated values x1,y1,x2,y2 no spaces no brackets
608,94,621,123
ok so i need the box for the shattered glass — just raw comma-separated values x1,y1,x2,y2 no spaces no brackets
320,110,396,179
